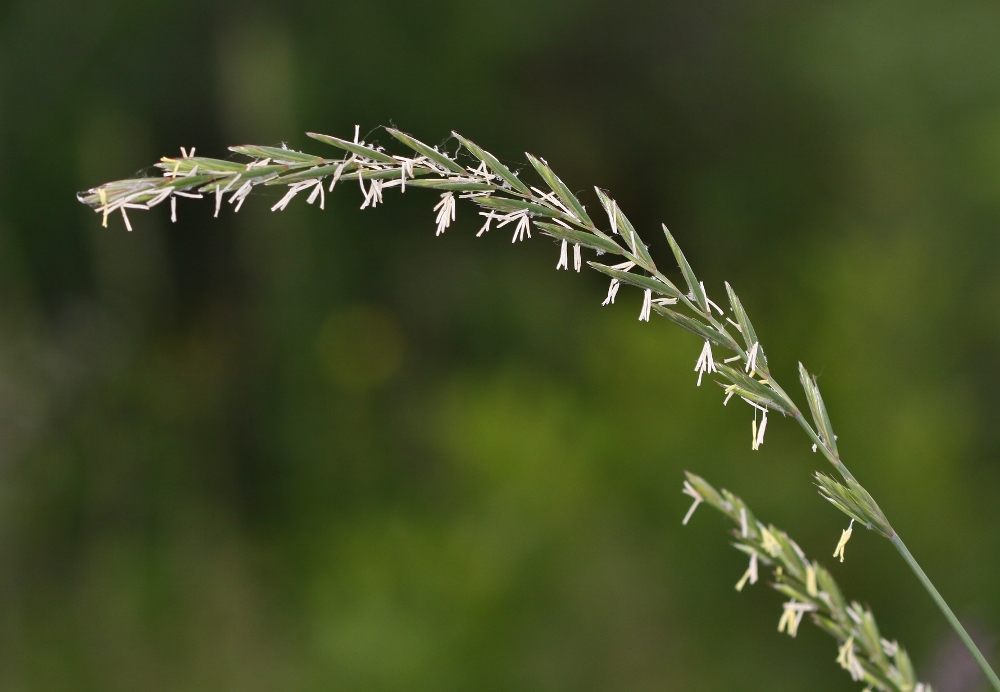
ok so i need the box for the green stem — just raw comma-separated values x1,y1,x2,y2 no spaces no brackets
790,411,858,484
890,534,1000,691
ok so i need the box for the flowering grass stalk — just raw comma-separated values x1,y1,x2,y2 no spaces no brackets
77,126,999,689
684,472,931,691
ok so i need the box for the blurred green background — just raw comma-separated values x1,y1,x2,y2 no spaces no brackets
1,1,999,689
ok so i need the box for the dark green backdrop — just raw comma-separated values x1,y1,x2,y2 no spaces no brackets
1,1,999,689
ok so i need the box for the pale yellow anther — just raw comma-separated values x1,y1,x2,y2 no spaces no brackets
836,635,855,669
806,564,818,598
760,527,782,557
777,602,803,637
778,607,795,635
833,520,854,563
99,188,108,228
735,552,758,592
836,634,865,681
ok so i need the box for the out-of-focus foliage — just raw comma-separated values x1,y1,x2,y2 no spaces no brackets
1,1,999,689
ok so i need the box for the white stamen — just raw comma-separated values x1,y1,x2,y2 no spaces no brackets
357,171,368,200
530,186,567,214
120,207,132,232
146,189,172,208
170,196,177,223
229,181,253,212
361,179,383,209
573,243,581,272
755,410,768,447
512,212,531,242
433,192,456,236
639,289,652,322
214,185,223,218
556,240,569,270
606,198,619,235
232,187,252,212
272,183,304,212
329,162,345,192
746,342,760,374
701,281,724,315
306,180,321,204
470,160,489,179
477,211,497,237
740,508,748,538
246,158,272,169
694,340,717,386
222,174,241,194
682,480,702,525
778,600,816,638
602,279,621,306
307,179,325,209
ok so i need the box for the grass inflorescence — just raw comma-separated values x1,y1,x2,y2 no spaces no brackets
78,126,998,691
684,472,930,691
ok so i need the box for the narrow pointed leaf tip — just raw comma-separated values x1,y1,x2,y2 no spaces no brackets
452,132,529,194
587,261,680,298
534,222,623,256
525,153,593,227
663,224,708,314
593,189,655,270
724,282,768,372
386,128,465,174
798,363,838,457
306,132,394,163
229,145,324,164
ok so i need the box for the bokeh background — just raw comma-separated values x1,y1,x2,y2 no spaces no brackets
1,1,999,689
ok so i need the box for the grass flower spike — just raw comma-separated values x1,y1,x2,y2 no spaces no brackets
77,125,1000,691
684,472,932,691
